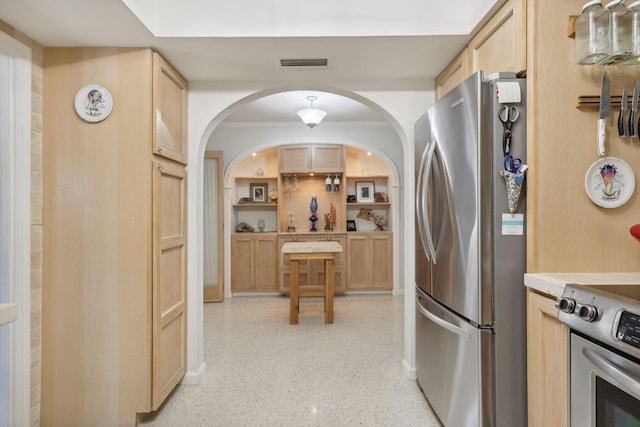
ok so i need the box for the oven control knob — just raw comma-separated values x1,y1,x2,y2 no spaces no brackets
577,304,598,322
555,297,576,313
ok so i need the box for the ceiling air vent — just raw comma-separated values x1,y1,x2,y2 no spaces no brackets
280,58,328,68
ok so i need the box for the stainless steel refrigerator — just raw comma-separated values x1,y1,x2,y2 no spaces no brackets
414,71,527,427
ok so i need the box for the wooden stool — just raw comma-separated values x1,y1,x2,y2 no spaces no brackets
281,241,342,324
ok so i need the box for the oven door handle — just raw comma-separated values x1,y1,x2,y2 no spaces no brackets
583,347,640,396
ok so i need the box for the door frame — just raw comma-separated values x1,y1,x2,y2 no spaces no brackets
203,151,224,302
0,31,31,426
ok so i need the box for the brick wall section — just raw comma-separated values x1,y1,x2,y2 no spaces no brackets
0,19,44,427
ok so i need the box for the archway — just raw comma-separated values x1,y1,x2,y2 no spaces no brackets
186,83,418,384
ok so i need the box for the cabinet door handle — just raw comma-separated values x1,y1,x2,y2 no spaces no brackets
157,147,164,153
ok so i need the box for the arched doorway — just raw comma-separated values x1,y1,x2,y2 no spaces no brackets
186,84,420,384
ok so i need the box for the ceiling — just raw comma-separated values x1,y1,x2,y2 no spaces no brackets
0,0,503,123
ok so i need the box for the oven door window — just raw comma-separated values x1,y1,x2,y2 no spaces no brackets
596,376,640,426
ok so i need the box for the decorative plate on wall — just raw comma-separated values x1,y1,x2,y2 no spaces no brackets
74,85,113,122
585,156,635,208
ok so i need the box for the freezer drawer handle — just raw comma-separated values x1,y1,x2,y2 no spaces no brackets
415,295,470,339
582,347,640,396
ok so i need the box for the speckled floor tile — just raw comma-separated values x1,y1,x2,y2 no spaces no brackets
138,295,441,426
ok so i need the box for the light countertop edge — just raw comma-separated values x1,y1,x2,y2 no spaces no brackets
524,272,640,298
0,303,18,326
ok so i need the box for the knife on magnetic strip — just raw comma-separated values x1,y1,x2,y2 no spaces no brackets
618,87,628,137
629,80,639,139
597,72,610,156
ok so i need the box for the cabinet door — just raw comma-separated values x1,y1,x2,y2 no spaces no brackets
254,235,278,291
527,289,569,427
231,235,255,291
346,234,371,289
279,145,312,173
312,145,344,172
152,159,187,409
152,53,188,164
466,0,526,76
370,233,392,288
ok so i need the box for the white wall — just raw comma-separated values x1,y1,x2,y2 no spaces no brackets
185,82,435,384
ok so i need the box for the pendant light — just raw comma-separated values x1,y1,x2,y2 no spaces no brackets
297,95,327,129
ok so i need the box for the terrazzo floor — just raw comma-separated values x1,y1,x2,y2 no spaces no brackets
138,294,441,427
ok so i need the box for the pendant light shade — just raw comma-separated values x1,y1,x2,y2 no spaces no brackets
297,96,327,129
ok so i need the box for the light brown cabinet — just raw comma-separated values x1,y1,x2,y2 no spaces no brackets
42,48,187,426
346,232,392,290
435,0,526,100
279,144,345,173
435,49,469,99
278,234,346,292
152,53,188,164
526,288,569,427
466,0,526,77
231,233,278,291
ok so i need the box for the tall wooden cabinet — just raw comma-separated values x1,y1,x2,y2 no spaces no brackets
42,48,187,426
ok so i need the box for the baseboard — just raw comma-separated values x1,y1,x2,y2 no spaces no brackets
403,358,416,380
181,362,207,385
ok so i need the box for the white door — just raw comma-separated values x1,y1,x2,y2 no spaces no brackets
0,32,31,427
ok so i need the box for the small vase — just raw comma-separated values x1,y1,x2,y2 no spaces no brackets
309,196,318,232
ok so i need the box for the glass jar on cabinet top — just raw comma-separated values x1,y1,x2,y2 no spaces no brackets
602,0,633,64
626,0,640,63
576,0,609,64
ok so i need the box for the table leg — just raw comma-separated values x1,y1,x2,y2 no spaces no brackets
290,259,299,324
325,258,334,324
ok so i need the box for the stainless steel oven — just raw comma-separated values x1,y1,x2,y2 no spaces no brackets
557,284,640,427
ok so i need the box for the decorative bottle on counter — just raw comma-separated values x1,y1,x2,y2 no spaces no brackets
309,196,318,232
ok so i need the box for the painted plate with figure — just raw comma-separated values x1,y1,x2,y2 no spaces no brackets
584,156,635,208
74,85,113,122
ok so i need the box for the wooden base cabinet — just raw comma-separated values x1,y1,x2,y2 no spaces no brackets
526,289,569,427
231,233,278,291
346,232,392,290
42,47,187,426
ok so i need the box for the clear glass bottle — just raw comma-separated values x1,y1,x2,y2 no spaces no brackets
575,0,609,64
624,0,640,63
602,0,633,64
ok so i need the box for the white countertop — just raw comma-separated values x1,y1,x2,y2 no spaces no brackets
281,241,343,254
524,272,640,298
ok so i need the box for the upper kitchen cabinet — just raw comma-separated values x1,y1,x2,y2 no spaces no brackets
466,0,527,77
42,47,187,426
435,49,470,99
152,53,188,164
279,144,345,174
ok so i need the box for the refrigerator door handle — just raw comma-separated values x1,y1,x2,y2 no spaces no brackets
416,294,470,339
416,139,437,262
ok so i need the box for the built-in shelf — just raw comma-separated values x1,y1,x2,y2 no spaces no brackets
347,202,391,207
232,203,278,208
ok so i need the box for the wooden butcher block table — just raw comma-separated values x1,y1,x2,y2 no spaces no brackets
281,241,343,324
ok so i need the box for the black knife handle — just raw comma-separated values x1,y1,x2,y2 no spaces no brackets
629,108,637,138
619,108,627,137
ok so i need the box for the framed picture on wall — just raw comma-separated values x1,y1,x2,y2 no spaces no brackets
356,181,375,203
250,183,268,204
